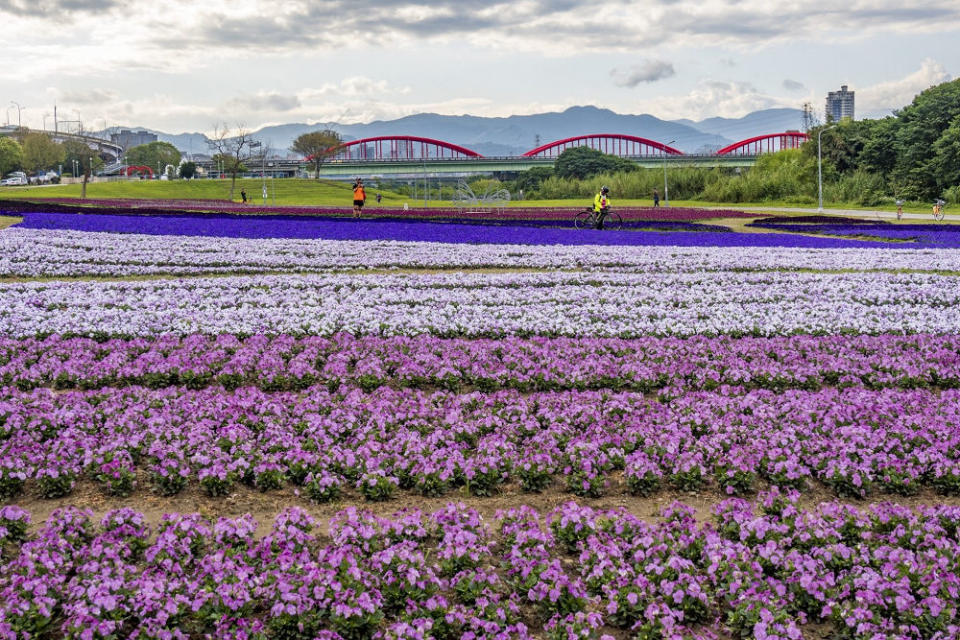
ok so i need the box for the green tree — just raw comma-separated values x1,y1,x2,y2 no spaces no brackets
62,140,98,175
179,161,197,179
125,141,182,174
21,133,65,173
892,78,960,198
59,140,103,198
291,129,342,180
554,146,637,180
932,116,960,194
0,137,23,176
511,166,554,195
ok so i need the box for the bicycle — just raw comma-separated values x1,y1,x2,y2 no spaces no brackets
573,207,623,230
933,199,946,222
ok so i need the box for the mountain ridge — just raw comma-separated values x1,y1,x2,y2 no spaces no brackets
115,106,804,157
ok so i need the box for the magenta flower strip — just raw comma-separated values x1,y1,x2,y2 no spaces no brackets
1,500,958,638
0,381,958,504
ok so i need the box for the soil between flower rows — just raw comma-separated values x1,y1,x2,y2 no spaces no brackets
17,475,960,541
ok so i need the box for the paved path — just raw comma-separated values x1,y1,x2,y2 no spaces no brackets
728,205,955,222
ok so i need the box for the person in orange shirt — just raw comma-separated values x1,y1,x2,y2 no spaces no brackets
353,178,366,218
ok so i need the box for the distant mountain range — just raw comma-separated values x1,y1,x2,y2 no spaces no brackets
108,106,805,157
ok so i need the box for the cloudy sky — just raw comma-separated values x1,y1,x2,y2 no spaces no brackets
1,0,956,135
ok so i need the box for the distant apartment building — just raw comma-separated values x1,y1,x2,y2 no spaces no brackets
110,129,158,151
825,85,855,122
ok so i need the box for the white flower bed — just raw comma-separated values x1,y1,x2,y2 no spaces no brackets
1,270,957,338
3,227,960,276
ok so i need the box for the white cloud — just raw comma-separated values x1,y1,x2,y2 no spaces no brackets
611,60,676,87
857,58,953,115
636,80,791,120
227,93,301,112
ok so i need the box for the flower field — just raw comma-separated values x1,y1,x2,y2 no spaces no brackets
1,212,960,640
6,227,960,278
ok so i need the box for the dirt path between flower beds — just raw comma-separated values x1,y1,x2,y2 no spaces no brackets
17,476,960,540
3,264,960,284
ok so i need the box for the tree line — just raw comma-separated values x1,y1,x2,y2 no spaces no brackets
501,78,960,205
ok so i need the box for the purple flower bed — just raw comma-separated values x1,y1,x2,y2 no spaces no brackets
751,221,960,248
1,499,958,639
14,212,903,248
1,196,758,221
4,333,960,394
0,383,958,502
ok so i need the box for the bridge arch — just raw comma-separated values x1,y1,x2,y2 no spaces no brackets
523,134,684,158
123,165,154,178
327,136,483,161
715,132,809,156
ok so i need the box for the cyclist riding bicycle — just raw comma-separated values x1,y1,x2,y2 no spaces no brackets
593,186,611,230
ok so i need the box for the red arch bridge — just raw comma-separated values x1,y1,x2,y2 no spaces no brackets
318,132,808,161
192,132,811,178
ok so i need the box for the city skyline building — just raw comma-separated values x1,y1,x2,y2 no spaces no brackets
825,85,855,122
110,129,157,151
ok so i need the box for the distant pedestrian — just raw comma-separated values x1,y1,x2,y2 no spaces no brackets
353,178,366,217
240,188,247,204
376,192,382,205
652,189,660,208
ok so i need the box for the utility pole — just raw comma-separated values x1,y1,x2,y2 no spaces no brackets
663,140,676,207
817,125,835,213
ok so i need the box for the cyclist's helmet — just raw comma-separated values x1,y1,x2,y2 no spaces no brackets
600,186,609,194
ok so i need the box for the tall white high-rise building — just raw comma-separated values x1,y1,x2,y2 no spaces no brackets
825,85,855,122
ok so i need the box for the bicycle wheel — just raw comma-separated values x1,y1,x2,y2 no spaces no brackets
574,210,593,230
934,207,945,222
605,212,623,230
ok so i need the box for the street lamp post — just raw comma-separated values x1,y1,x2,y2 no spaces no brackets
250,141,266,203
817,125,835,213
10,102,22,129
663,140,676,207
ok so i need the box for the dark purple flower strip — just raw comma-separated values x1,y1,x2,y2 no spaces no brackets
2,333,959,394
750,222,960,248
13,212,892,248
1,499,959,638
1,197,756,221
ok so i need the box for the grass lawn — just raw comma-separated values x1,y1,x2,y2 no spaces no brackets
0,179,955,219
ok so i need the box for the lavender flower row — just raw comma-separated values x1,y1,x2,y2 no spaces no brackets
2,497,959,639
1,385,958,502
3,333,960,394
12,211,894,248
5,227,960,278
3,270,960,338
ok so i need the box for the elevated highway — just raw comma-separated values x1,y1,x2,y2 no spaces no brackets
0,126,123,161
193,153,759,180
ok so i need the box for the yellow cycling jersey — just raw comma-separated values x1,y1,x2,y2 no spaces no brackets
594,192,610,212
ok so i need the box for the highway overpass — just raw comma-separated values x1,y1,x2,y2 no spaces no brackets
0,126,123,161
193,153,759,180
